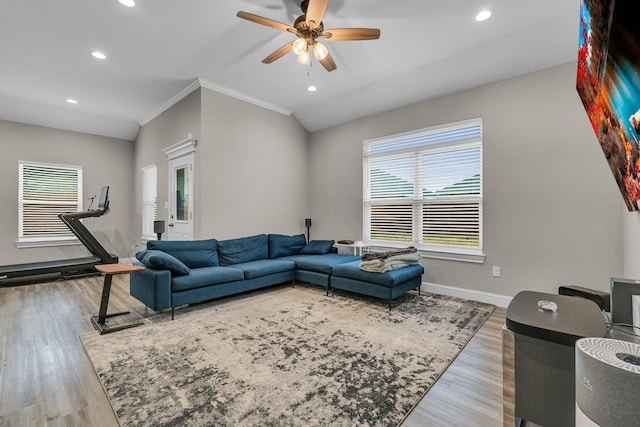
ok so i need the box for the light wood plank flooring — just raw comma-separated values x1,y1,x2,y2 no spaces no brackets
0,276,506,426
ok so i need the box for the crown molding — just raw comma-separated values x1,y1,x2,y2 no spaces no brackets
198,78,292,116
138,77,292,127
138,79,201,127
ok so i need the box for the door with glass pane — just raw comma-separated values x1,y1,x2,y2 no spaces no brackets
168,153,194,240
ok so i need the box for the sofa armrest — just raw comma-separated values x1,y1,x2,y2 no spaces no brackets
130,263,172,311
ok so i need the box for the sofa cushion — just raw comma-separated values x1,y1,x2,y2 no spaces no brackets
268,234,306,258
171,266,245,292
218,234,268,265
300,240,335,255
135,250,190,275
280,253,360,275
147,239,219,268
332,260,424,288
231,259,296,279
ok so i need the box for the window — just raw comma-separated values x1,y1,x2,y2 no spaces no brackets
18,161,83,247
141,164,158,239
363,118,483,259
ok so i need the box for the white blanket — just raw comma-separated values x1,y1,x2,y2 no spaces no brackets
359,251,422,273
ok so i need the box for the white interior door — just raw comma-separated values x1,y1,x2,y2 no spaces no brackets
168,152,194,240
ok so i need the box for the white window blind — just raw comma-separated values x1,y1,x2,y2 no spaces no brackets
363,118,483,255
141,164,158,239
18,161,82,244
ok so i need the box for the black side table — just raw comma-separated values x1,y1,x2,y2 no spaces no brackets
503,291,607,427
91,263,146,334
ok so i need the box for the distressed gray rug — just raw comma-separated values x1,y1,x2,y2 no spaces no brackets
81,285,494,427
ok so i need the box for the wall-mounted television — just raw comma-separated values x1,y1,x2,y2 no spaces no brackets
576,0,640,211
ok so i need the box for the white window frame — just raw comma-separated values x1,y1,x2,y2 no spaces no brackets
141,163,158,240
363,118,484,263
17,161,83,248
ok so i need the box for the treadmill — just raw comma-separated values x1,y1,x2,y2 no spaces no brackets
0,186,117,286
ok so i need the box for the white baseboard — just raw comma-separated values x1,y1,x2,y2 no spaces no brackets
421,281,512,308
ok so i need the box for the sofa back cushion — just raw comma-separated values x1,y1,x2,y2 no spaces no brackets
268,234,306,259
218,234,268,265
146,239,219,268
300,239,335,255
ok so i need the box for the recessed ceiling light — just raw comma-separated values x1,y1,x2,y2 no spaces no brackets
119,0,135,7
91,51,107,60
307,85,317,92
475,9,492,22
67,99,78,104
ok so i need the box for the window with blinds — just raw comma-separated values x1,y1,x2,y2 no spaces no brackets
141,164,158,239
18,161,83,244
363,118,482,255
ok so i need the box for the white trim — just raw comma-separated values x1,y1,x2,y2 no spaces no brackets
419,249,485,264
138,78,292,127
16,236,81,249
367,245,485,264
421,281,512,308
162,136,197,160
198,78,292,116
138,79,201,127
365,117,483,145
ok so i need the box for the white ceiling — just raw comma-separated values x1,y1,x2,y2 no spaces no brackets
0,0,581,141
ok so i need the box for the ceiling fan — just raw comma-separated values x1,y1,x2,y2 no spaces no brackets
237,0,380,72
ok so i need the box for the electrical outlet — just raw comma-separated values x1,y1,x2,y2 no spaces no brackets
492,266,501,278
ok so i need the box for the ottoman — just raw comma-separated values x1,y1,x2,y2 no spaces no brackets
330,260,424,300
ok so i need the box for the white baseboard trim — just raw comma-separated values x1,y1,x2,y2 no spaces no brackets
421,281,512,308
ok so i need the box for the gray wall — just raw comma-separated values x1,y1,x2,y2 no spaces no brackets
134,87,309,242
623,212,640,278
199,89,309,239
308,62,623,297
134,89,202,239
2,61,627,298
0,119,134,264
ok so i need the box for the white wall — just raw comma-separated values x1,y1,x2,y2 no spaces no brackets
308,62,624,297
0,119,135,264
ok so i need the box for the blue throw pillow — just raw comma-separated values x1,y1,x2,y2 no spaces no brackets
299,240,335,255
268,234,307,258
147,239,219,268
135,250,190,275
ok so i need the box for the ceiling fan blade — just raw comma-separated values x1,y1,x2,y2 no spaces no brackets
321,28,381,41
318,51,337,72
262,41,294,64
305,0,328,30
237,11,297,34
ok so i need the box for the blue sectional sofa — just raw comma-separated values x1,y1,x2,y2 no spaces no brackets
129,233,424,318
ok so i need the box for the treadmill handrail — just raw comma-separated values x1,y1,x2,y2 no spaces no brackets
58,207,115,264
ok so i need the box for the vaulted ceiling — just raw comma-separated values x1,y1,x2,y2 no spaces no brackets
0,0,580,140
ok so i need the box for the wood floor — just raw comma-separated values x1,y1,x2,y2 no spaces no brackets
0,276,506,426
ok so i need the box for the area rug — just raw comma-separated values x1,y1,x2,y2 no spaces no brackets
80,285,494,427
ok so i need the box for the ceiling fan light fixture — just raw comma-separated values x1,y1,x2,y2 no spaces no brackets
297,50,310,65
292,37,308,56
312,42,328,61
307,85,317,92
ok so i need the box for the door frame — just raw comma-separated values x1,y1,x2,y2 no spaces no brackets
162,135,197,240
